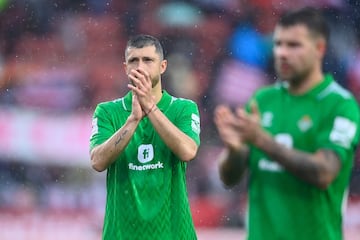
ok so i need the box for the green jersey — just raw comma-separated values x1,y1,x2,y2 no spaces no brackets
246,74,360,240
90,91,200,240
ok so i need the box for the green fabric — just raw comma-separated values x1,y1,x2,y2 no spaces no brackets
246,74,360,240
0,0,8,11
90,91,200,240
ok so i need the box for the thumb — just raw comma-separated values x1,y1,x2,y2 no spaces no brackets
250,100,260,120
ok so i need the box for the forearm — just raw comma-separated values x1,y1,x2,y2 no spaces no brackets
147,106,198,162
254,131,340,189
218,146,249,187
91,116,140,172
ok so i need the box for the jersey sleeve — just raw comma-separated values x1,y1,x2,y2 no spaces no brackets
89,103,115,151
175,100,201,146
316,98,360,163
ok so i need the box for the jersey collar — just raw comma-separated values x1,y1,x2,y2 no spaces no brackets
306,74,334,97
281,74,334,98
123,90,173,112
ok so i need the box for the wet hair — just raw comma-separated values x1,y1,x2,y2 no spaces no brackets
277,7,330,43
125,34,164,60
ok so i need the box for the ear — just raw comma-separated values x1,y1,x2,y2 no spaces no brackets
123,61,128,74
316,38,327,59
160,59,167,75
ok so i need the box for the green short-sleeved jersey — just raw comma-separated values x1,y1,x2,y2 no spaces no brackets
90,91,201,240
246,74,360,240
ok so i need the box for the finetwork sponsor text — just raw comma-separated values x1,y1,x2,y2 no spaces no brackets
128,161,164,171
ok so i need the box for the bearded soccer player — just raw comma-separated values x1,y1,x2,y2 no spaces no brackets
214,7,360,240
90,34,200,240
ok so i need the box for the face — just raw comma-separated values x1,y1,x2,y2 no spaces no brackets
273,24,322,87
124,45,167,88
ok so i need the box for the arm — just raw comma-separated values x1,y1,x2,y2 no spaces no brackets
214,105,250,187
146,105,198,162
90,94,143,172
236,105,341,189
90,115,140,172
253,130,340,189
218,146,249,187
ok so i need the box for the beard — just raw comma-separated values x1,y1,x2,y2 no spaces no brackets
151,76,160,88
276,62,311,88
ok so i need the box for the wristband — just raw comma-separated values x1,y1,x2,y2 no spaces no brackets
145,104,157,115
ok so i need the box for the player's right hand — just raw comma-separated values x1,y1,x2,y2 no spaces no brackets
214,105,244,151
130,93,145,121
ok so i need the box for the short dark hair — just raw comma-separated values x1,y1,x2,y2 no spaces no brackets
277,7,330,43
125,34,164,60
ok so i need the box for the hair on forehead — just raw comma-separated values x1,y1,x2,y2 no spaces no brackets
277,7,330,42
125,34,164,60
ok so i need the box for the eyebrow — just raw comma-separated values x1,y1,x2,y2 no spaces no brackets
127,56,155,62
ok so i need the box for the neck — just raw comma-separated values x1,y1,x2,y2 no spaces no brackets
152,81,163,103
289,70,324,95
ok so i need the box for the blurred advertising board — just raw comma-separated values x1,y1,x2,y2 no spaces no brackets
0,107,92,166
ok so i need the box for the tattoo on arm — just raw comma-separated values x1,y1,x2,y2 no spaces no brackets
115,130,129,146
264,139,341,188
280,150,322,184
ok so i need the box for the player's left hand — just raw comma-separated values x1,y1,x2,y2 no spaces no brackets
235,101,263,145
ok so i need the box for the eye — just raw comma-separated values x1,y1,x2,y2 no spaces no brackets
288,42,298,47
128,58,138,64
143,57,153,62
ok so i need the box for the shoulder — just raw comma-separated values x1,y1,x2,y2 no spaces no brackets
316,81,355,102
253,82,283,99
94,97,127,114
317,81,360,123
168,94,199,108
317,81,359,114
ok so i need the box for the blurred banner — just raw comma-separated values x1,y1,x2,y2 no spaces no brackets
0,107,91,166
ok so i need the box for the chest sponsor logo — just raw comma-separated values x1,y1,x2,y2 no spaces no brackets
129,144,164,171
137,144,154,163
297,115,313,132
129,162,164,171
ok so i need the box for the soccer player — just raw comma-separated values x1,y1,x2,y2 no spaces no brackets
214,7,360,240
90,34,200,240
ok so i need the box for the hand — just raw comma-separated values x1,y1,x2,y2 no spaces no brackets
214,105,244,151
235,101,262,145
127,68,155,113
130,93,145,121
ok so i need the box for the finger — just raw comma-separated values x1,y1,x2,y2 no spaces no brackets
215,106,233,124
128,83,141,93
234,108,251,131
128,73,138,85
128,75,146,93
129,70,145,85
135,68,150,81
250,100,260,116
235,108,247,119
130,69,144,79
132,68,151,89
214,105,232,118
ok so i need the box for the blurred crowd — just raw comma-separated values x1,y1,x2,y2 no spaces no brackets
1,0,360,230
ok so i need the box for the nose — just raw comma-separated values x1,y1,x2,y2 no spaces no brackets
137,59,147,69
274,45,288,59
